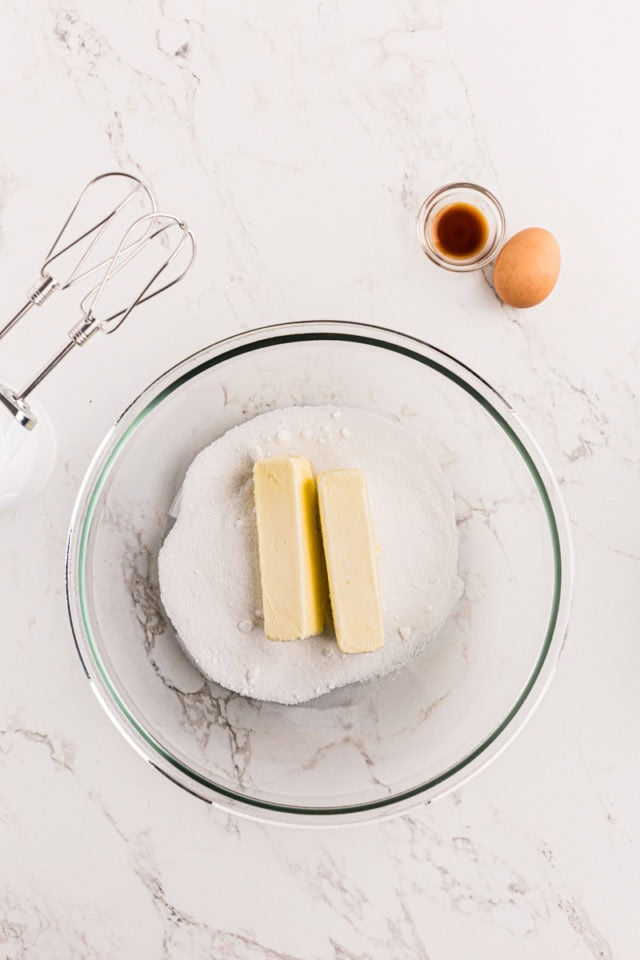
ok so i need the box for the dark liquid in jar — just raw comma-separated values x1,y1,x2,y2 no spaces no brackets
432,202,489,259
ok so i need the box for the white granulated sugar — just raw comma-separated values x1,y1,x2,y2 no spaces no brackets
158,406,462,705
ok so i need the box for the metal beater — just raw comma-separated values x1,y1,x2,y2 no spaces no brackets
0,172,196,509
0,173,196,430
0,172,157,342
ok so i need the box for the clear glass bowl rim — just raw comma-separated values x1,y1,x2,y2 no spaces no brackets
66,320,573,825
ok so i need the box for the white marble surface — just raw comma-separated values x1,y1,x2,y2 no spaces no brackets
0,0,638,956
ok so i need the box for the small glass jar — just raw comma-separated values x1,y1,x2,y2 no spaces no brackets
417,182,506,272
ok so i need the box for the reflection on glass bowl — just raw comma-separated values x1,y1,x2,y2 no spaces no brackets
66,321,572,825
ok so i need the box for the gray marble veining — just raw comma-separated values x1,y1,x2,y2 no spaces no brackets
0,0,638,956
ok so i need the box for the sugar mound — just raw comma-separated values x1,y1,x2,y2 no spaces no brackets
158,406,462,705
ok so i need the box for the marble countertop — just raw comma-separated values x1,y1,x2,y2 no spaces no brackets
1,1,638,956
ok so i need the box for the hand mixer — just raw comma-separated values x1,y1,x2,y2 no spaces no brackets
0,172,196,510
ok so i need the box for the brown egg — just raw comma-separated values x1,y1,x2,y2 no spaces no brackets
493,227,561,308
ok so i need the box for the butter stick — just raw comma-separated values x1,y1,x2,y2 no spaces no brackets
317,469,384,654
253,457,326,641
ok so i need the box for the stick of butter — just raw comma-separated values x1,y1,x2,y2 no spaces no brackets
253,457,326,641
317,469,384,654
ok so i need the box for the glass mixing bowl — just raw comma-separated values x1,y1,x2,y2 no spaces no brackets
66,321,572,824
